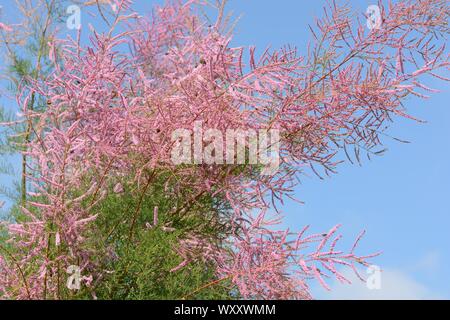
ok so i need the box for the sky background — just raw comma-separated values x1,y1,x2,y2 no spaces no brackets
1,0,449,299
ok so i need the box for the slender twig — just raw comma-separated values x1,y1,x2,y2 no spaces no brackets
127,170,156,241
0,243,31,299
181,275,231,300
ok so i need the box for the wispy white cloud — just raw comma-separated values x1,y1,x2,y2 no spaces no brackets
315,267,441,300
414,250,441,274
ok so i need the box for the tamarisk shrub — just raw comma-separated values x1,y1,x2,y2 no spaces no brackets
0,0,448,299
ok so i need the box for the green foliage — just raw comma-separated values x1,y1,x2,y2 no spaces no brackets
22,170,232,300
8,57,33,83
92,225,232,300
0,171,235,299
86,173,232,299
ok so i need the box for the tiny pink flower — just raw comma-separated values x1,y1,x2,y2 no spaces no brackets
113,182,124,194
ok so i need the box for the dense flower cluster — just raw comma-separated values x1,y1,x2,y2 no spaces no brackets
0,0,448,299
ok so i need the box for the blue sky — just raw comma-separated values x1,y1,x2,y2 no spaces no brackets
221,0,450,299
1,0,449,299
